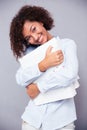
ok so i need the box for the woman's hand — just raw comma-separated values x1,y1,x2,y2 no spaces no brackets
26,83,40,99
39,46,64,72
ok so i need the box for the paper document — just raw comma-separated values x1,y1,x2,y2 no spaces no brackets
19,37,79,105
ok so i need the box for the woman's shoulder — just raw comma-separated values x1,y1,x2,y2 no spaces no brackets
60,37,76,48
56,36,75,44
55,36,77,50
61,38,75,43
25,45,38,55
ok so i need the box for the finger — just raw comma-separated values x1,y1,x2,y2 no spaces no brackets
59,56,64,61
57,52,63,59
56,53,63,59
58,55,63,60
57,59,63,64
57,54,64,62
59,59,64,64
56,50,62,54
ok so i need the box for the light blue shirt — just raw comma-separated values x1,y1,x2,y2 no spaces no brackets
16,37,79,130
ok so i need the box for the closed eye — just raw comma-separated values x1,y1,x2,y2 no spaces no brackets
31,26,36,32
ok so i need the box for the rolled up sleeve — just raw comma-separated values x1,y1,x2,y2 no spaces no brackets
16,63,43,87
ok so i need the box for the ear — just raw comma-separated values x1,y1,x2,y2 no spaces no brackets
40,22,43,26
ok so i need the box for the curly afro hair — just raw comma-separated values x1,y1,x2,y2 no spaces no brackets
10,5,54,59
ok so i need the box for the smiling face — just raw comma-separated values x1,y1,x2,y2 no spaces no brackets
22,21,53,45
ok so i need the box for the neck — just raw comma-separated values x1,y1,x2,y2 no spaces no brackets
47,32,53,41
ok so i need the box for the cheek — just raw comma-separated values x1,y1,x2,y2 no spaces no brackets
44,34,47,41
41,29,47,37
29,38,35,44
44,32,48,42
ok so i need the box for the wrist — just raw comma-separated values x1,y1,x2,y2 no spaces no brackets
38,59,49,72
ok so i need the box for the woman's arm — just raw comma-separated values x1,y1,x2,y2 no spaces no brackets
16,63,42,87
16,46,64,87
38,46,63,71
26,39,79,99
26,83,40,99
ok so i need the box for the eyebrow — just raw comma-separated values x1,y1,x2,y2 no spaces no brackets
30,25,33,31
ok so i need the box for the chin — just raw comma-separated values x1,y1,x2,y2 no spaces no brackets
43,37,48,43
39,36,48,44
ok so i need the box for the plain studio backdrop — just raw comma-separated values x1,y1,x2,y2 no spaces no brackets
0,0,87,130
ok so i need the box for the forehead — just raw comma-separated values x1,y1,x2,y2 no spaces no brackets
23,21,41,29
23,21,33,30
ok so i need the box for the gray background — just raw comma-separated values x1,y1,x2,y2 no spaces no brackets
0,0,87,130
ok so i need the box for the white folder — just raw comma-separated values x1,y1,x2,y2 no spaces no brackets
19,37,79,105
19,37,61,68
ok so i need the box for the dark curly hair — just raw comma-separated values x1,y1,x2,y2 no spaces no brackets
10,5,54,59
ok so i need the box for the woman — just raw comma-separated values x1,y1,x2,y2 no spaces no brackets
10,5,79,130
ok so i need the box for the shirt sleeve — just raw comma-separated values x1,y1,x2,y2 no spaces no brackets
35,39,79,93
16,63,43,87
